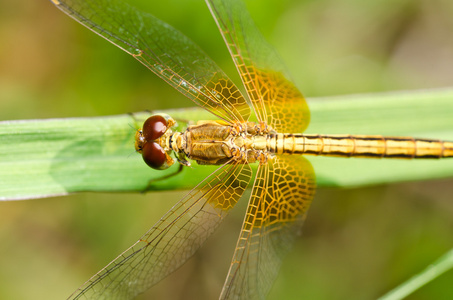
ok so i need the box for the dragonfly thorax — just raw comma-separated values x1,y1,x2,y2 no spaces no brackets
173,120,278,166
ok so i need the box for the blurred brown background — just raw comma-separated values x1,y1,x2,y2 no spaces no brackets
1,0,453,299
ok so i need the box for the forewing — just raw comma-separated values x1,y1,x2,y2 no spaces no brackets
206,0,310,133
68,162,252,300
220,156,316,299
51,0,250,123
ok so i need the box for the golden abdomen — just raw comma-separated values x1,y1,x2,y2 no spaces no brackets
275,134,453,159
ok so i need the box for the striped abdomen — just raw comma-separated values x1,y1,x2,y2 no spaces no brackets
271,134,453,159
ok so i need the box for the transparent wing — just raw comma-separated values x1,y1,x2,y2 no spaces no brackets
51,0,250,123
221,156,316,299
206,0,310,133
68,162,252,300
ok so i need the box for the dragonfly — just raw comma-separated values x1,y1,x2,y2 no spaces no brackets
50,0,453,299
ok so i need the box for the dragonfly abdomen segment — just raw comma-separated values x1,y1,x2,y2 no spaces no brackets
273,134,453,159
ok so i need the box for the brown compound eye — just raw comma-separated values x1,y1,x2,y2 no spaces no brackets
142,141,167,169
142,115,168,141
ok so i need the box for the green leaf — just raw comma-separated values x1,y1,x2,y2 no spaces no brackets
378,249,453,300
1,88,453,200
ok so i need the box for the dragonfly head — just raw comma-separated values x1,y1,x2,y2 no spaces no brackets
135,114,175,170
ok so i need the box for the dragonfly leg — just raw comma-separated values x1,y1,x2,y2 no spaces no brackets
175,152,191,167
143,163,185,192
174,116,194,126
127,111,145,130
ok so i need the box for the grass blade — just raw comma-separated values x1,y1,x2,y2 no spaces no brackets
1,88,453,200
378,249,453,300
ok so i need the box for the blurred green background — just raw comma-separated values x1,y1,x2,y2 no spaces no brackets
1,0,453,299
